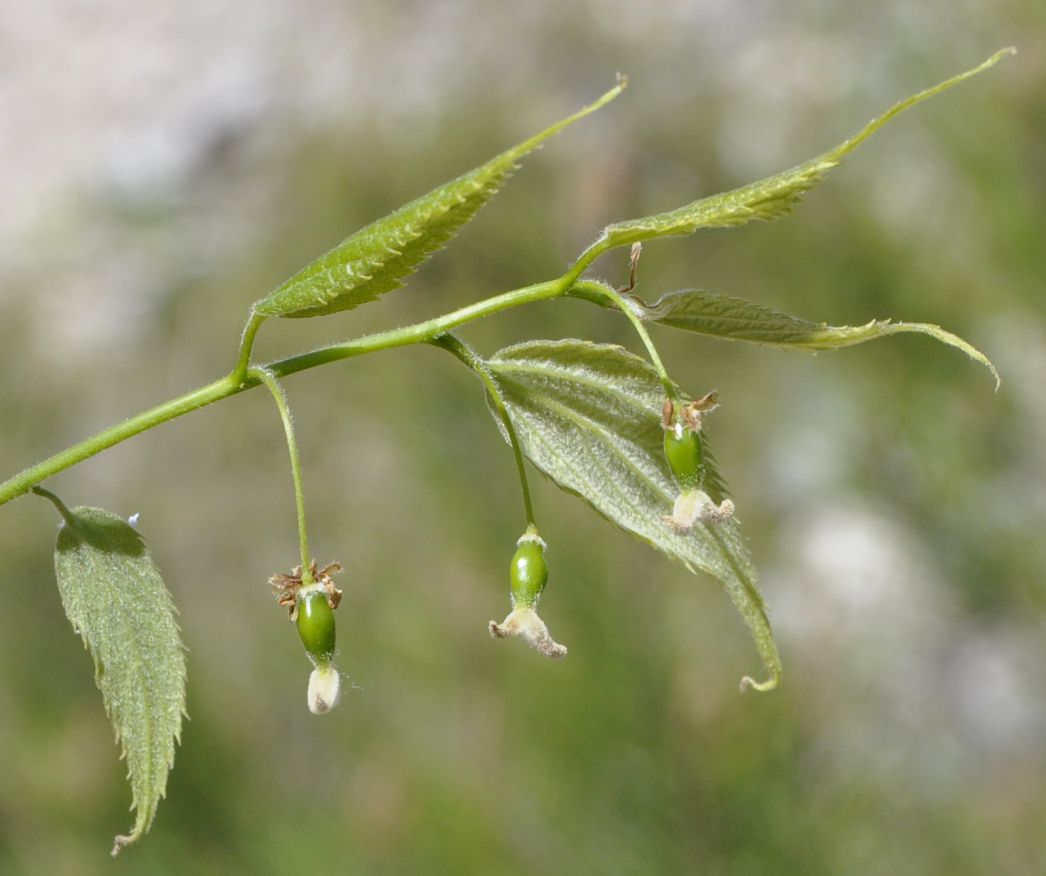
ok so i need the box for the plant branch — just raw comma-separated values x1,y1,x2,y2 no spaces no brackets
431,333,537,528
30,485,79,530
233,311,267,384
570,278,676,401
0,277,571,508
1,375,241,509
250,367,313,580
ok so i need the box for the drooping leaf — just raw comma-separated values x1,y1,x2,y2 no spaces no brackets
570,281,1000,388
587,49,1013,253
48,502,186,856
255,80,626,319
484,339,780,691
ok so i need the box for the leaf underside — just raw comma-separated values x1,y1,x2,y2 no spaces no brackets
591,48,1014,252
484,339,781,691
255,81,625,319
52,506,186,856
572,282,999,388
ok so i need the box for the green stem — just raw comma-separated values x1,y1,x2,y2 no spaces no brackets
233,311,267,383
566,236,613,285
269,279,563,378
250,368,313,581
571,279,676,400
1,375,239,508
0,278,569,508
30,486,78,530
431,334,536,529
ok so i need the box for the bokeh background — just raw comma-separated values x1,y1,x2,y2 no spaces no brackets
1,2,1043,874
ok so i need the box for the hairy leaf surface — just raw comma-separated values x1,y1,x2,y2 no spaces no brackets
485,339,780,690
571,282,999,388
255,81,625,319
589,49,1013,252
51,505,186,856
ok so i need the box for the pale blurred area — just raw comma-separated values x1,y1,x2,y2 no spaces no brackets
1,2,1044,874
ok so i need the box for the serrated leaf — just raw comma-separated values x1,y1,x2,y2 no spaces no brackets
590,49,1013,252
484,339,780,690
572,282,1000,388
50,505,186,855
255,81,626,319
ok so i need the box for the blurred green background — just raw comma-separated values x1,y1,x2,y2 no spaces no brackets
1,2,1043,874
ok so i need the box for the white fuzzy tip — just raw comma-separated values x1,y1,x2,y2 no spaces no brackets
307,665,341,714
489,606,567,659
663,489,735,533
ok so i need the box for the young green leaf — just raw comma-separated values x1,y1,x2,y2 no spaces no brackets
571,281,1000,388
254,80,626,320
483,339,780,691
46,502,186,856
584,49,1013,255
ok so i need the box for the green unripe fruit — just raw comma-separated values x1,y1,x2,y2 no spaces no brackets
510,539,548,608
664,425,704,490
296,590,336,664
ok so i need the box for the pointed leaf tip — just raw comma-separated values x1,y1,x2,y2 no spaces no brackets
254,83,623,320
593,50,1014,251
578,285,1001,389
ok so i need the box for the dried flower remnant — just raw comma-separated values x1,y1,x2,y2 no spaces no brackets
489,606,567,658
270,560,343,619
664,489,735,533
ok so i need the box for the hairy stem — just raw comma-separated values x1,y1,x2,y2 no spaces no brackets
0,278,571,508
30,486,79,529
233,311,267,384
1,375,240,508
572,279,676,400
250,368,313,581
432,333,536,528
